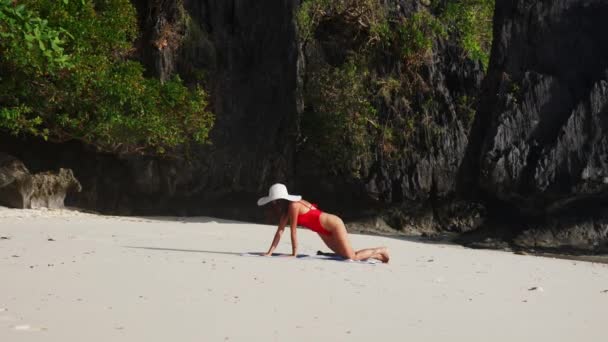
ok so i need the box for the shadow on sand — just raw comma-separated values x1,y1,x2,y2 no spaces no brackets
125,246,244,256
124,246,351,260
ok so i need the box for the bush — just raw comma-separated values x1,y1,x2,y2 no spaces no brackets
435,0,495,69
0,0,214,154
302,59,376,176
396,11,447,66
297,1,446,174
297,0,493,174
0,1,72,74
296,0,386,46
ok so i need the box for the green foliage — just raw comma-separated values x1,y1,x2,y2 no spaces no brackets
0,105,46,136
395,11,447,65
297,1,450,174
0,0,72,74
435,0,495,70
404,11,446,59
376,77,402,104
296,0,385,45
0,0,214,154
369,19,391,47
302,59,376,176
295,0,317,43
296,0,493,174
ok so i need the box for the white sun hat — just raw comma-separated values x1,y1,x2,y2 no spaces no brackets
257,183,302,206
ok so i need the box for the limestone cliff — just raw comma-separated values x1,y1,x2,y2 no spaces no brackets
2,0,608,252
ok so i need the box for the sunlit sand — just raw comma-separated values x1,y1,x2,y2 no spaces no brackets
1,207,607,341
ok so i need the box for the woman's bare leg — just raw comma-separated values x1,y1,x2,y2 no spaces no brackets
354,247,390,263
318,232,338,253
323,217,390,263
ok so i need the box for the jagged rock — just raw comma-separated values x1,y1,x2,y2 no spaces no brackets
29,169,82,209
2,0,300,220
535,77,608,198
513,215,608,253
474,0,608,209
2,1,484,228
460,0,608,251
133,0,189,82
1,0,607,254
434,200,486,233
296,2,484,229
139,0,299,197
0,153,33,208
0,153,81,209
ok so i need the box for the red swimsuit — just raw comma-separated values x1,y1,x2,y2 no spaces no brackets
297,203,332,236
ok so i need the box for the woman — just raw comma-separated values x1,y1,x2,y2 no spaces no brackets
258,183,390,263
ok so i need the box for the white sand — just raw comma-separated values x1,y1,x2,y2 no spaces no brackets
1,207,607,342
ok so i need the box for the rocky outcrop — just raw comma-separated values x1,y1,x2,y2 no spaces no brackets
133,0,187,82
514,213,608,253
461,0,608,251
3,0,300,220
4,1,478,223
2,0,607,253
0,153,34,208
28,169,83,209
295,1,486,233
0,153,81,209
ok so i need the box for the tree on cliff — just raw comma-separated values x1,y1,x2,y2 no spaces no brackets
0,0,214,155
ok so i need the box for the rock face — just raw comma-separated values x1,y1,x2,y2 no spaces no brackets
1,0,608,252
295,1,485,232
3,0,301,220
0,154,31,208
5,1,476,221
29,169,83,209
179,0,299,200
0,153,82,209
462,0,608,250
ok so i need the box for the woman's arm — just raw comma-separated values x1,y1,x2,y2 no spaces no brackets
264,213,288,256
288,203,299,256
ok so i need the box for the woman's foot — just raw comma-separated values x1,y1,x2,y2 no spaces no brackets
377,247,390,263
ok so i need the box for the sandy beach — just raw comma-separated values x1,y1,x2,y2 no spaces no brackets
1,207,607,342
